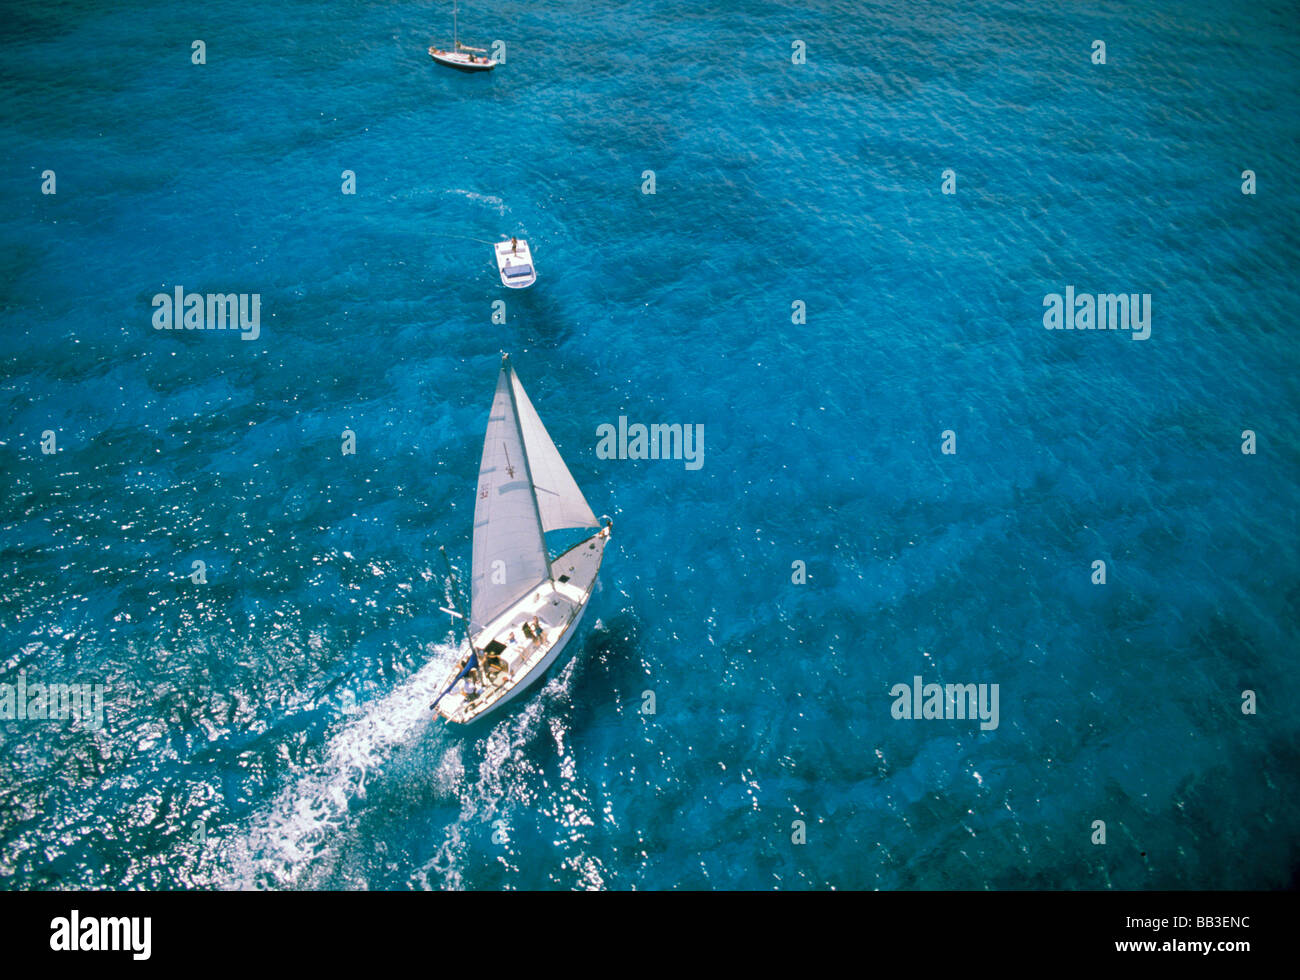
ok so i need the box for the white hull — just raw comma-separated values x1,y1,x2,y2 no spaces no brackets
494,239,536,288
428,47,498,72
435,526,609,724
471,593,588,718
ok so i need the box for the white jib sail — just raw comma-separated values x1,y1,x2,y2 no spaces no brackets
470,362,550,637
510,367,598,533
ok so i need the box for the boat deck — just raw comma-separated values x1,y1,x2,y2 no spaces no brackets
428,47,497,72
436,526,608,723
494,239,536,288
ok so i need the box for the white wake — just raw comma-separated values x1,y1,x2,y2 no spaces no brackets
207,642,464,890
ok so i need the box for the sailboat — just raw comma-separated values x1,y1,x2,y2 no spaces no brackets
432,354,612,724
428,1,499,72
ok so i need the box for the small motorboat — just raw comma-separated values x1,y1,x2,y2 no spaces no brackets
494,238,536,288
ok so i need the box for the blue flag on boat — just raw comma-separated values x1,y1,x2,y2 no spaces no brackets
431,649,480,711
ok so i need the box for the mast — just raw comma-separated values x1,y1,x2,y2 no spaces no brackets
502,354,552,568
469,355,549,636
501,353,553,575
453,0,459,50
509,369,598,532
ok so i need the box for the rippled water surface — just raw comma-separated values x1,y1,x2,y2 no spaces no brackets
1,0,1297,889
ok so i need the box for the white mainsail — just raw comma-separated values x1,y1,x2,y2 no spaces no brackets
511,371,598,533
470,363,549,635
469,358,595,638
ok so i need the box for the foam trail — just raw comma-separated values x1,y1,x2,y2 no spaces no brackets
412,659,575,889
210,642,463,889
209,638,584,890
443,188,507,215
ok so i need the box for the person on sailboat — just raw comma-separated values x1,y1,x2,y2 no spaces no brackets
522,621,534,641
511,236,518,254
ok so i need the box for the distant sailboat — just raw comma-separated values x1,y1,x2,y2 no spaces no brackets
428,0,498,72
432,355,612,724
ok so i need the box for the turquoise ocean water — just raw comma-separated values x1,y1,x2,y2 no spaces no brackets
1,0,1298,889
